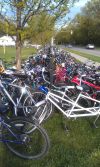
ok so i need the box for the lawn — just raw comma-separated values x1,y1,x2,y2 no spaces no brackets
0,46,36,67
0,112,100,167
66,48,100,63
0,47,100,167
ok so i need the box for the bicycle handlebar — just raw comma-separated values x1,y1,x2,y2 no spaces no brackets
42,67,65,89
42,67,82,91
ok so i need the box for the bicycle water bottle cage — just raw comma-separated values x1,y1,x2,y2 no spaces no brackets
39,86,48,94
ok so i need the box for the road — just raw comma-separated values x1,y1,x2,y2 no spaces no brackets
70,47,100,57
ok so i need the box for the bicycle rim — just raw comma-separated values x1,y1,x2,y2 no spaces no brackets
5,117,50,159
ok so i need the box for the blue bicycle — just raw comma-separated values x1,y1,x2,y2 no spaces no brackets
0,108,50,159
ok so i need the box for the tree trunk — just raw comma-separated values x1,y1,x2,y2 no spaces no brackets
16,31,21,70
16,0,22,70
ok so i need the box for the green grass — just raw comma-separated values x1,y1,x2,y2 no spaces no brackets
0,46,36,66
66,48,100,63
0,47,100,166
0,113,100,167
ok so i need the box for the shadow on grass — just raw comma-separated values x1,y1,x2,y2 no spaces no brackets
0,113,100,167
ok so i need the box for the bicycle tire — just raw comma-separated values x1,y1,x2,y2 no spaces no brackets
23,91,46,115
23,91,52,123
5,117,50,159
35,101,53,122
31,91,53,120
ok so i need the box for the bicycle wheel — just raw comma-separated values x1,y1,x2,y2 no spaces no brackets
5,117,50,159
31,91,53,121
23,91,52,122
23,91,46,116
35,100,53,122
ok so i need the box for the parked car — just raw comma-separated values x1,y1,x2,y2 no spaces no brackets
86,44,95,49
67,44,73,48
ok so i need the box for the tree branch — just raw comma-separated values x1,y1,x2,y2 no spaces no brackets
22,0,43,27
22,0,67,27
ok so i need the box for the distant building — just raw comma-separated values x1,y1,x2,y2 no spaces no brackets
0,35,16,46
24,41,41,49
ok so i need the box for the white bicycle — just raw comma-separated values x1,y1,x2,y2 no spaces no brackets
31,68,100,127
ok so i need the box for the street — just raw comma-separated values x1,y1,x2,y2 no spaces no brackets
70,47,100,57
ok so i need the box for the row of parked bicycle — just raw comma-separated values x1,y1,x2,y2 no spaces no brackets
0,46,100,160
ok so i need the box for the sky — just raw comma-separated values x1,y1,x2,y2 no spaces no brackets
57,0,90,28
68,0,90,19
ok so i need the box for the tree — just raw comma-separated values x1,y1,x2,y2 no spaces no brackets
27,12,55,46
55,27,72,44
0,0,77,70
56,0,100,46
82,0,100,45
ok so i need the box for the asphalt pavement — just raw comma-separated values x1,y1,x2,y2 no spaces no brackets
70,47,100,57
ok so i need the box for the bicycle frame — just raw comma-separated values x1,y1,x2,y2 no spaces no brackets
0,80,35,116
71,75,100,90
45,89,100,118
0,116,23,144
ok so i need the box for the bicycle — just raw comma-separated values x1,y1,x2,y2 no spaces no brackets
0,74,46,119
33,68,100,126
0,112,50,159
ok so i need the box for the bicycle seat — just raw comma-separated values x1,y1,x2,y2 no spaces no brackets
54,82,67,87
2,78,13,85
0,73,12,78
13,73,28,79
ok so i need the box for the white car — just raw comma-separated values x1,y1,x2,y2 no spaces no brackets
86,44,95,49
67,44,72,48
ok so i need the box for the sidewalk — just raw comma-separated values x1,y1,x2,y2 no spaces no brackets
70,52,100,67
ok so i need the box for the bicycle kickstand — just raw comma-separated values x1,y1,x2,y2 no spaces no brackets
93,115,100,128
